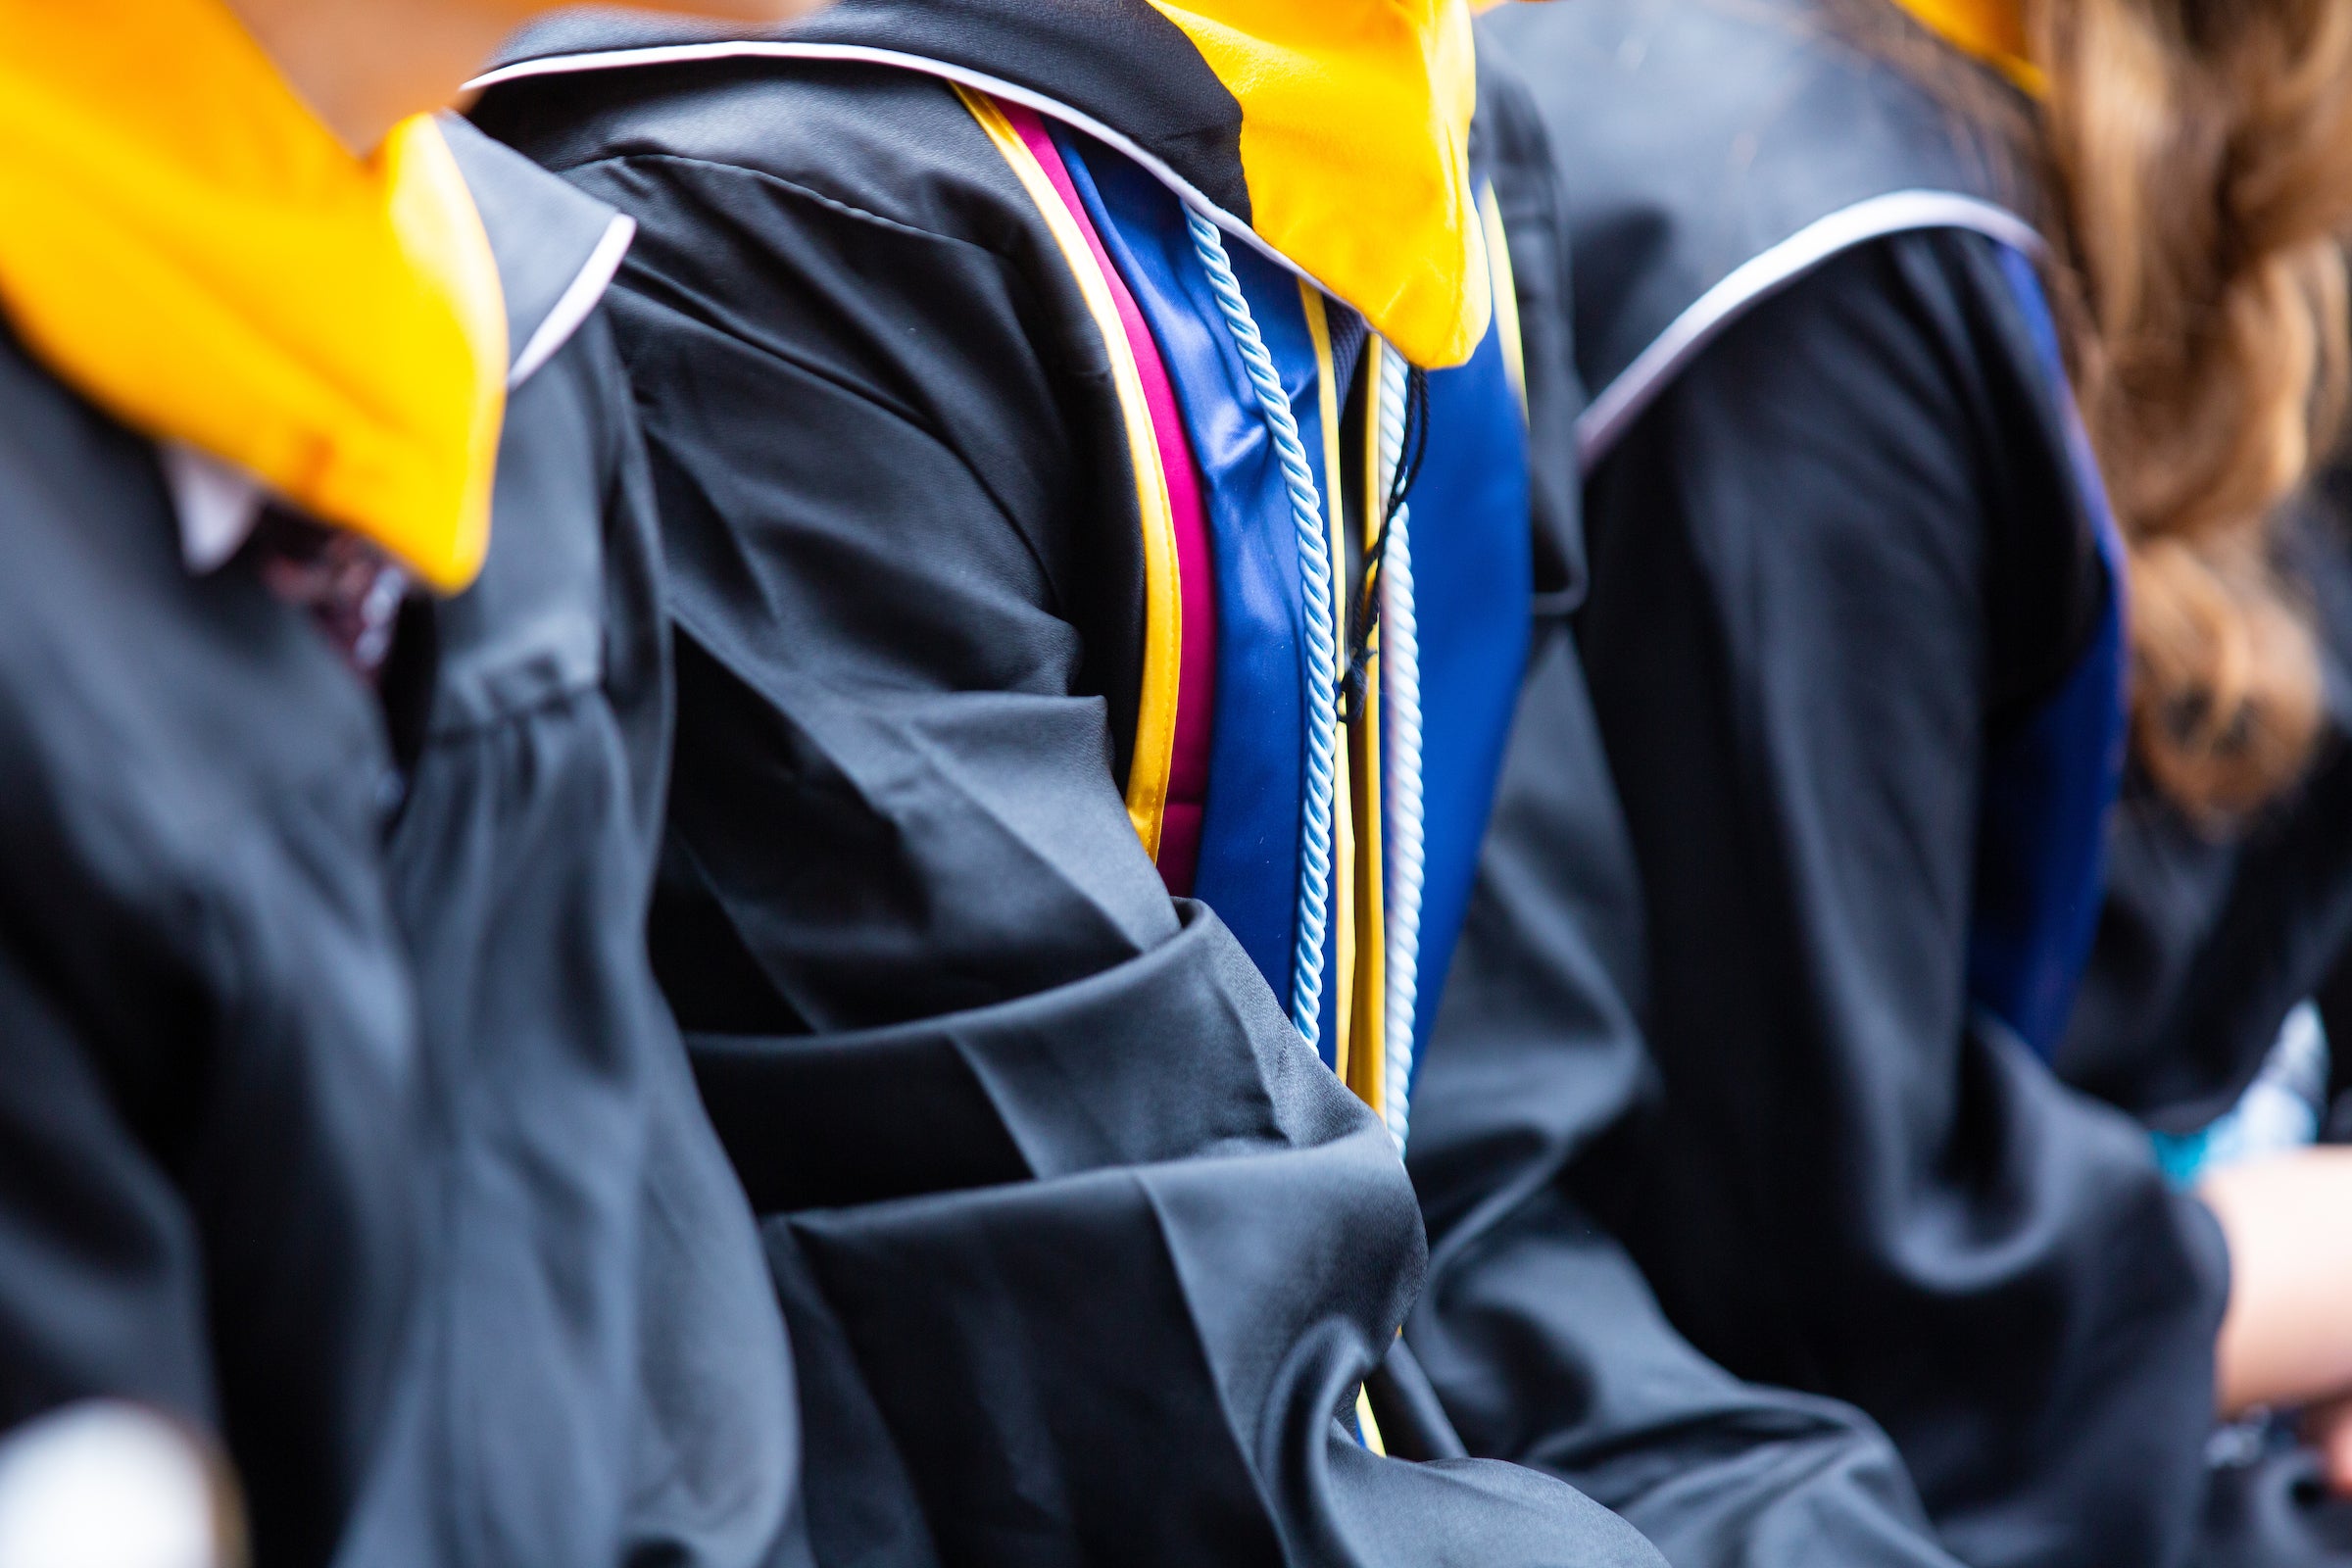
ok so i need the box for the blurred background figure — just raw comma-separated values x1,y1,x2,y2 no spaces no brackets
1405,26,1986,1568
0,2,821,1565
1470,0,2352,1563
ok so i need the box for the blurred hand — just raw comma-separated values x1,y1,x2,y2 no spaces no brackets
0,1403,241,1568
2201,1148,2352,1416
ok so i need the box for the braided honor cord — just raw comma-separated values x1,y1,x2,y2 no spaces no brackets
1376,344,1426,1150
1183,207,1340,1053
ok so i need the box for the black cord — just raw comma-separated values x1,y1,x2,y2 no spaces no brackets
1338,365,1429,722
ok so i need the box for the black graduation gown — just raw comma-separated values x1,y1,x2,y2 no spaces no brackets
0,122,797,1568
338,122,800,1568
1399,61,1972,1568
0,250,426,1568
2059,502,2352,1136
472,16,1663,1567
1471,3,2229,1566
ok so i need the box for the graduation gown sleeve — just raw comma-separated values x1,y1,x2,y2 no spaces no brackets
0,320,418,1568
252,115,798,1568
1407,623,1971,1568
476,63,1663,1568
336,300,800,1568
1568,227,2230,1568
1401,77,1972,1568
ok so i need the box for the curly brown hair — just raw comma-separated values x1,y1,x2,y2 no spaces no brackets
2034,0,2352,817
1855,0,2352,818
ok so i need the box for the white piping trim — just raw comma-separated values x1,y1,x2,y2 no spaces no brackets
465,42,1338,307
509,212,637,389
1576,190,2042,469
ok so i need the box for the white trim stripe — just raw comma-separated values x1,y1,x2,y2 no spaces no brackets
466,42,1336,305
1576,190,2042,469
510,212,637,389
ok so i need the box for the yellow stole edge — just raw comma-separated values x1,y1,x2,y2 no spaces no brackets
1888,0,2047,97
1477,183,1528,415
958,86,1186,862
1355,1385,1389,1455
1144,2,1491,370
379,116,507,592
1348,338,1392,1117
1299,283,1357,1087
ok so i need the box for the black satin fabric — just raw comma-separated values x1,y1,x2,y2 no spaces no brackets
1546,225,2228,1568
1407,625,1974,1568
1399,68,1968,1568
475,49,1665,1568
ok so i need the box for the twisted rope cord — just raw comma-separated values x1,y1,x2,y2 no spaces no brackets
1376,345,1426,1150
1184,207,1339,1052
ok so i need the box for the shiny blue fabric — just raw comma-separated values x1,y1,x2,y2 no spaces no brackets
1970,246,2130,1057
1061,136,1340,1055
1062,135,1531,1075
1400,317,1534,1074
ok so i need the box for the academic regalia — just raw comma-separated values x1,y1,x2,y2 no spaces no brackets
339,122,801,1568
1469,2,2229,1566
472,7,1662,1563
0,296,418,1568
0,8,794,1562
1405,629,1974,1568
1398,57,1973,1568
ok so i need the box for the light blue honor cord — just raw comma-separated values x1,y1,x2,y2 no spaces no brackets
1183,207,1340,1054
